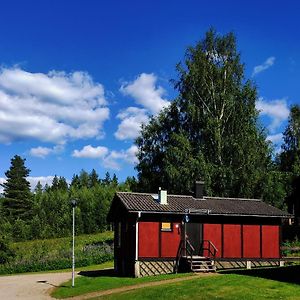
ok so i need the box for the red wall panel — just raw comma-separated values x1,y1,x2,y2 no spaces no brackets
223,224,241,258
203,224,222,258
161,223,181,257
243,225,261,258
262,225,280,258
138,222,159,258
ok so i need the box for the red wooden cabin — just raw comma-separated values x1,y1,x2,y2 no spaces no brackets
107,182,292,277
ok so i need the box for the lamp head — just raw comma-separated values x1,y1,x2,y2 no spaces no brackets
71,199,77,208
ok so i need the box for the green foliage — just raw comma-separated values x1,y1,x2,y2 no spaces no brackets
0,236,15,264
136,29,271,198
0,232,113,274
279,105,300,217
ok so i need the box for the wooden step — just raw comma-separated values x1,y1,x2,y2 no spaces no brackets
189,257,216,272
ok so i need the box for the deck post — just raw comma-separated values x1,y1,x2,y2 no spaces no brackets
280,260,284,267
134,261,140,277
246,261,251,269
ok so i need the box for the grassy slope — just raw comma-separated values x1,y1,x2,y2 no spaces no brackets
11,231,113,255
97,274,300,300
0,231,114,275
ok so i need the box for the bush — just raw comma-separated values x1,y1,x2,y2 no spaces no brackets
0,237,15,264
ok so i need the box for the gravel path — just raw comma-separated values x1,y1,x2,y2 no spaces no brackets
0,271,73,300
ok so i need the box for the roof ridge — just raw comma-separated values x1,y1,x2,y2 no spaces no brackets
203,196,262,202
116,191,193,198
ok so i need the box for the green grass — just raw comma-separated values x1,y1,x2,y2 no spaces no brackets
52,266,300,300
52,273,195,298
96,273,300,300
0,231,114,275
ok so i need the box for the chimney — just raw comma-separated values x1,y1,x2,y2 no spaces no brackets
159,187,168,205
195,181,204,199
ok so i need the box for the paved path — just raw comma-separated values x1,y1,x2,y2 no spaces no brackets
0,272,72,300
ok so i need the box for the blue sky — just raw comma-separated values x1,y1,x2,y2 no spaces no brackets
0,0,299,188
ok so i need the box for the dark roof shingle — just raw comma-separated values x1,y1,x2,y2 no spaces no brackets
115,192,291,218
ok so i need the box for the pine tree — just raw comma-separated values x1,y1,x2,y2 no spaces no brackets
2,155,33,219
89,169,99,187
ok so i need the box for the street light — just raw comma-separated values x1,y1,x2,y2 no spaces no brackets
71,199,77,288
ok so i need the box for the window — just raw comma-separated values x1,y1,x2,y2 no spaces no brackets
161,222,172,232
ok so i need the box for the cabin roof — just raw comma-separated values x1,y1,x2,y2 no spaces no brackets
112,192,291,218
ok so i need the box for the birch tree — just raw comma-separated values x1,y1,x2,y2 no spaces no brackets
136,29,271,197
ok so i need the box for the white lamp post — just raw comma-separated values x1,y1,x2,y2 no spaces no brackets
71,199,77,288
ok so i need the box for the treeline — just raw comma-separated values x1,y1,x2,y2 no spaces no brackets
0,157,137,242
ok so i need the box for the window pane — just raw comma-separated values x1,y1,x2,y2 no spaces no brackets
161,222,172,231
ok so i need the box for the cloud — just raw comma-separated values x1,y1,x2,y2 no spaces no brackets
29,145,64,158
0,176,55,193
252,56,275,76
266,133,283,144
73,144,138,171
116,73,170,140
72,145,108,158
0,67,109,144
114,107,149,140
256,98,289,132
120,73,170,115
102,145,138,170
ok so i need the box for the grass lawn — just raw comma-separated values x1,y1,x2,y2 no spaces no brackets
96,273,300,300
52,272,195,298
52,266,300,300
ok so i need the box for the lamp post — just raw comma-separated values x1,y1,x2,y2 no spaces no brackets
71,199,77,288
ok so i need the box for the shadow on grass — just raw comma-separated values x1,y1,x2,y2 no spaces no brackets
78,268,118,278
222,265,300,285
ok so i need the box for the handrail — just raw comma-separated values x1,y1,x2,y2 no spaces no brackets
175,235,195,273
200,240,218,258
174,239,184,273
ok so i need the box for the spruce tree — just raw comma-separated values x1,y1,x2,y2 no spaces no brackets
2,155,32,220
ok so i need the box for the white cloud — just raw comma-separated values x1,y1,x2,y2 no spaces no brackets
120,73,170,115
267,133,283,144
115,107,149,140
29,145,64,158
256,98,289,132
0,67,109,144
0,176,55,193
28,176,56,190
72,143,138,171
116,73,170,140
252,56,275,76
72,145,108,158
102,145,138,170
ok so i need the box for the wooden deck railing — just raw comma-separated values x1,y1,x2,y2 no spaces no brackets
200,240,218,258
